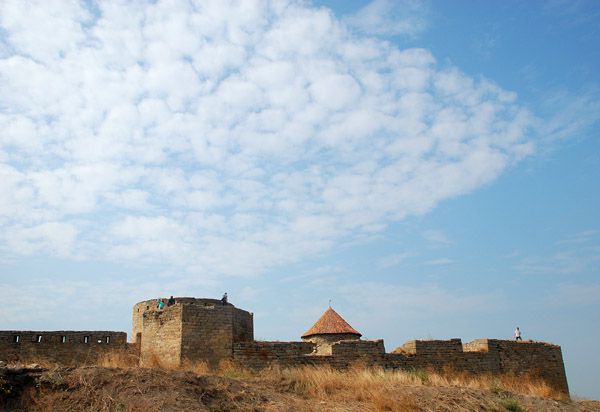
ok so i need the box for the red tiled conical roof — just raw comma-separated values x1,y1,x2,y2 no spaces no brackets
302,307,361,338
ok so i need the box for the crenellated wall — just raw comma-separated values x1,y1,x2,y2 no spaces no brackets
0,331,130,366
0,298,569,396
232,338,569,395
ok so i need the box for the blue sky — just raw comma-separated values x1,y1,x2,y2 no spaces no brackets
0,0,598,398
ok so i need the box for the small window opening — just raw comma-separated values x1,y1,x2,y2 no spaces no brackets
84,336,90,344
61,336,67,343
105,336,110,344
13,335,20,343
97,339,102,343
36,335,42,343
146,305,149,310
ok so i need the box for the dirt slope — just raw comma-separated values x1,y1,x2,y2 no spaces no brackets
1,366,598,412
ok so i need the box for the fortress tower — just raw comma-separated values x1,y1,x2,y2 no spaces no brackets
301,307,361,354
132,297,253,367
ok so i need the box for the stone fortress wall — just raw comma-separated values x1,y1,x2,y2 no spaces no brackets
0,330,129,365
0,297,569,395
232,338,568,394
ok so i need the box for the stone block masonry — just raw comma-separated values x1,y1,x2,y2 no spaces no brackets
0,297,569,396
140,304,183,367
135,298,253,368
232,338,569,395
0,331,128,365
233,341,317,369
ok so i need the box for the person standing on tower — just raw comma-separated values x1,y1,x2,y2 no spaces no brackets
515,326,522,341
167,295,176,307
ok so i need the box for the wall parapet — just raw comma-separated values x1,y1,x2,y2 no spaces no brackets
0,330,129,366
232,337,569,395
0,331,126,345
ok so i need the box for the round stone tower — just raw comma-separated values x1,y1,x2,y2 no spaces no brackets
133,297,253,367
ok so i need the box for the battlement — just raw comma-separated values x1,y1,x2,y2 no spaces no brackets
0,298,569,395
0,330,128,365
393,338,463,355
0,330,126,345
231,337,568,394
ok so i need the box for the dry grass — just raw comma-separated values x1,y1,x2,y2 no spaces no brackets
20,367,178,412
3,358,582,412
84,353,568,402
181,359,210,375
216,359,254,379
6,354,569,411
97,351,139,369
258,364,567,402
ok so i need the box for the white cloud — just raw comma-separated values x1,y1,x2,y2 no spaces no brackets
376,252,411,269
544,282,600,306
424,258,453,266
423,229,452,246
517,249,600,276
0,0,538,278
556,230,598,245
345,0,429,37
3,221,78,258
536,89,600,143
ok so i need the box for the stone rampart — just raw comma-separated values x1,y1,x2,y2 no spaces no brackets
0,330,130,366
233,341,317,369
231,338,569,394
0,298,569,396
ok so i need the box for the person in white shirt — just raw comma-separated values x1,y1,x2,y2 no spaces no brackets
515,326,522,341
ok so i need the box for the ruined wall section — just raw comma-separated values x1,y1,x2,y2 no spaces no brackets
488,339,569,394
386,339,498,372
388,339,568,394
0,331,128,365
233,340,385,369
140,305,182,367
233,341,317,369
303,333,361,355
231,338,569,395
327,340,386,367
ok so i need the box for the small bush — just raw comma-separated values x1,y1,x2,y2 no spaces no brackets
409,368,430,384
501,396,526,412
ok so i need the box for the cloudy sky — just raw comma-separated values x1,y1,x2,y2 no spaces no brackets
1,0,598,398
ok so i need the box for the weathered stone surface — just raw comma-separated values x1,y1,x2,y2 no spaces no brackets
302,333,361,355
0,330,129,365
136,298,253,368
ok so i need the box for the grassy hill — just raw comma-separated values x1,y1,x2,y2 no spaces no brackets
1,362,598,411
